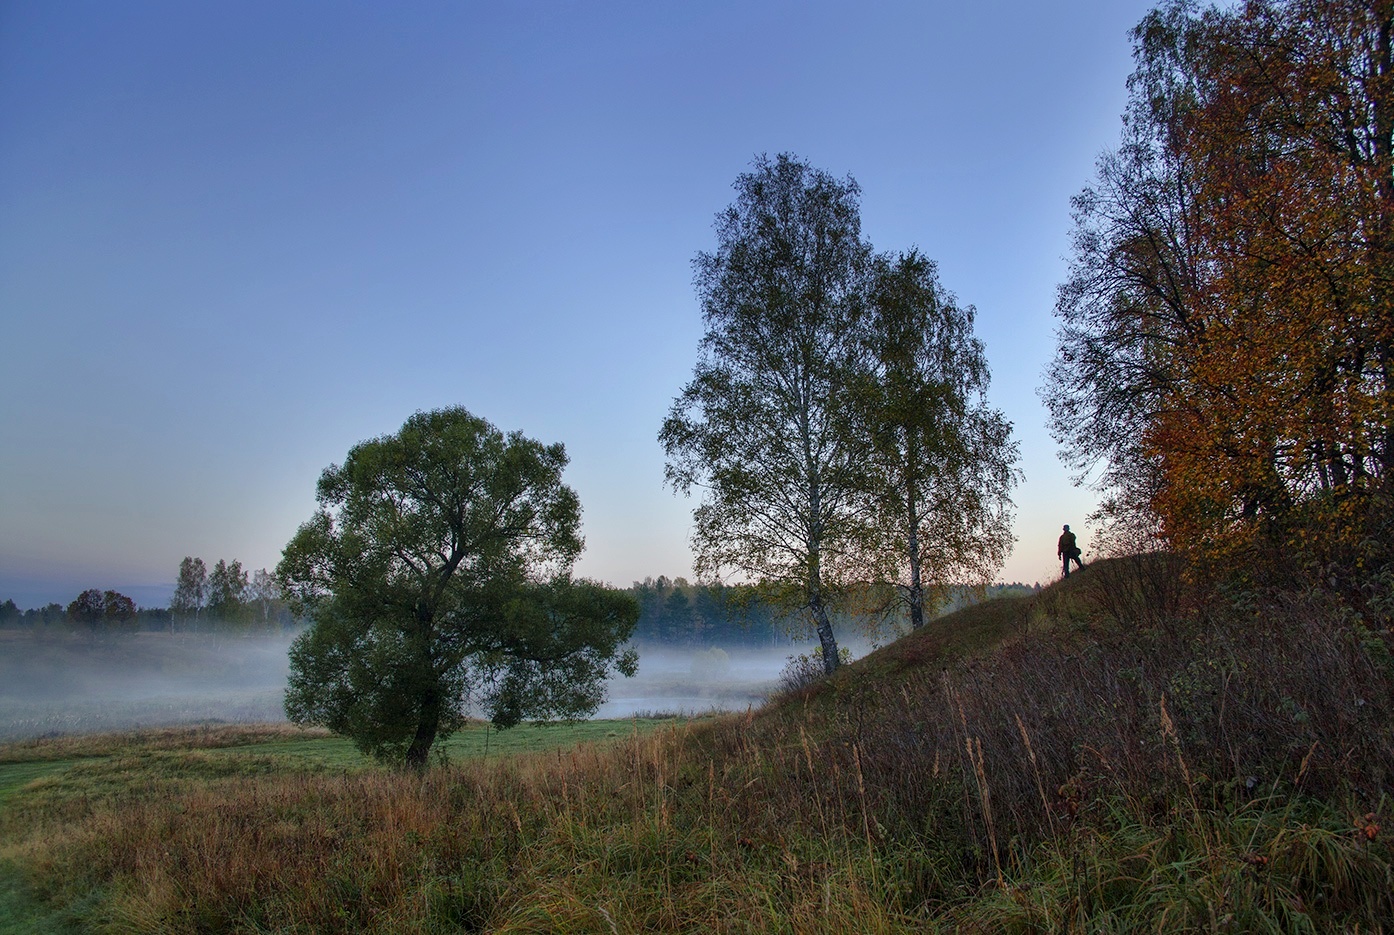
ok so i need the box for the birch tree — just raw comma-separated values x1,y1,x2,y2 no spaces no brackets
660,154,872,674
853,250,1019,628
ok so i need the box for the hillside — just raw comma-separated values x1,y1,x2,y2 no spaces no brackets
1,557,1391,932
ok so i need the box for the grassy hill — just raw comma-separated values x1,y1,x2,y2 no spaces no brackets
2,557,1391,932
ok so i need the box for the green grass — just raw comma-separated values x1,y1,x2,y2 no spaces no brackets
0,862,79,935
0,762,77,809
158,717,684,772
0,717,680,808
437,716,677,760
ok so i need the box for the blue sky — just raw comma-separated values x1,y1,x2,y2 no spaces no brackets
1,0,1157,608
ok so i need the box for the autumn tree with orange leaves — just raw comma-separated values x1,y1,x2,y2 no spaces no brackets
1048,0,1393,587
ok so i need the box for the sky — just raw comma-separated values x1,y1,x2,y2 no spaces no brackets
1,0,1160,609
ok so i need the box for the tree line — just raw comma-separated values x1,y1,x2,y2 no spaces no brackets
624,576,1039,647
169,556,294,631
0,594,165,637
0,556,298,637
0,572,1035,647
628,577,790,646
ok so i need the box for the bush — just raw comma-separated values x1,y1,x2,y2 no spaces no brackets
777,645,851,693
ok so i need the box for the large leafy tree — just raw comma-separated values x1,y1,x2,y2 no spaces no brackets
661,153,872,674
278,407,638,769
853,251,1019,628
1047,0,1394,577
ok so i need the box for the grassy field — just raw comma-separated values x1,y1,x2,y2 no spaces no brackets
2,560,1391,932
0,718,674,793
0,718,685,934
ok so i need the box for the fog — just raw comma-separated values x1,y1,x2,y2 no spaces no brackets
594,632,892,720
593,645,792,719
0,632,868,742
0,631,295,742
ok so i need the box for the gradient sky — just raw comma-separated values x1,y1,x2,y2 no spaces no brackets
1,0,1159,609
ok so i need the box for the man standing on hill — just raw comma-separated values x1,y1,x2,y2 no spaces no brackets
1058,524,1084,578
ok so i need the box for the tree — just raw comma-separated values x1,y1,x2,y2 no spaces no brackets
1043,37,1201,550
664,587,695,639
248,568,283,629
278,407,639,769
852,250,1019,627
1045,0,1394,579
102,590,137,634
1153,0,1394,574
65,589,137,638
206,559,249,623
28,603,65,632
170,556,206,629
66,589,105,637
661,153,872,674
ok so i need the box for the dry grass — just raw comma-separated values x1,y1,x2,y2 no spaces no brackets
0,723,331,764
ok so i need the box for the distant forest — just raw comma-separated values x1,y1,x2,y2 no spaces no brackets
0,571,1037,646
626,577,1037,647
0,556,296,637
0,592,297,636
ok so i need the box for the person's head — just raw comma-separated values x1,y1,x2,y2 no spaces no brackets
1063,524,1070,532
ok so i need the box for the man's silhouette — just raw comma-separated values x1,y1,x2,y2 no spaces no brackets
1058,524,1084,578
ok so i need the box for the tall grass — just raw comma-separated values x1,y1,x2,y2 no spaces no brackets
1,558,1390,932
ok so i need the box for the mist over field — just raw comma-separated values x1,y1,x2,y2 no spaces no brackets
593,645,794,719
0,632,850,742
0,631,297,742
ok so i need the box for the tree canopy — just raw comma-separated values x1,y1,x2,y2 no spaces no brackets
661,153,873,673
662,154,1018,668
853,250,1019,628
65,589,105,634
1046,0,1393,582
65,588,138,638
206,559,248,622
278,406,638,769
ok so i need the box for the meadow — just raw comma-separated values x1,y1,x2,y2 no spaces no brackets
1,558,1391,932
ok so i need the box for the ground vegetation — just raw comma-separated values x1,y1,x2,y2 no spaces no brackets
0,561,1388,932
